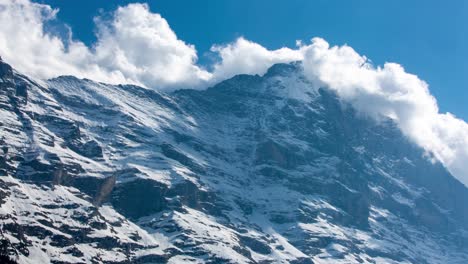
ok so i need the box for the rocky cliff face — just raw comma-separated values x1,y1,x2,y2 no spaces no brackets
0,60,467,263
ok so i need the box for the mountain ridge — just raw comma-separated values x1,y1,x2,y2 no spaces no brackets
0,59,467,263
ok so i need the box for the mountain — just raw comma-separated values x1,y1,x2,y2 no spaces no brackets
0,59,467,264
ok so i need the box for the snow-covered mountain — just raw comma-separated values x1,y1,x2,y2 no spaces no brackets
1,58,467,263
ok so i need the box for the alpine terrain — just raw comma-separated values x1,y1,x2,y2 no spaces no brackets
0,58,467,263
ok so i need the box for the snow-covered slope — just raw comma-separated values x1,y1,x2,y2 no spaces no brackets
0,59,467,263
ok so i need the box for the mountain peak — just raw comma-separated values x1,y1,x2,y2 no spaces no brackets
264,61,303,78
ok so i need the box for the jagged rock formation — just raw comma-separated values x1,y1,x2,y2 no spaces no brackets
0,60,467,263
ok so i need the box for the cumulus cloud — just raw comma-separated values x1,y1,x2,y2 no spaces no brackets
0,0,210,88
92,3,211,88
0,0,131,84
300,38,468,186
0,0,302,88
0,0,467,186
209,37,303,83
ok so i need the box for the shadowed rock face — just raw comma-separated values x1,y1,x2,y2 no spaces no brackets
0,59,467,263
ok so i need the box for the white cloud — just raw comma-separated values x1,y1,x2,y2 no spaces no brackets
92,3,211,89
0,0,92,80
0,0,467,186
0,0,210,88
301,38,468,186
209,37,303,83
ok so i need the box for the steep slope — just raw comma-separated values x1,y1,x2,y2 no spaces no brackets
0,59,467,263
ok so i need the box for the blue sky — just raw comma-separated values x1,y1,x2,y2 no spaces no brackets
38,0,468,120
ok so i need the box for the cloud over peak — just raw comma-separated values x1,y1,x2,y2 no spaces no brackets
209,37,304,83
301,40,468,186
0,0,467,186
